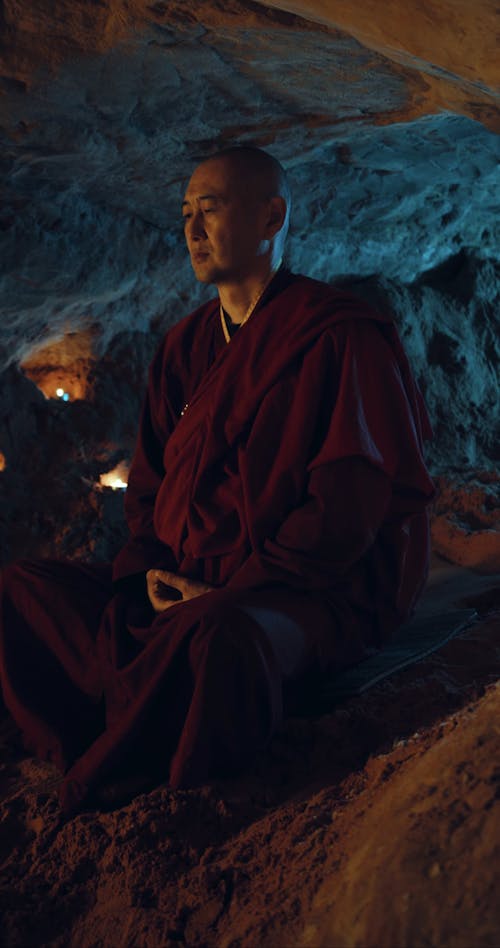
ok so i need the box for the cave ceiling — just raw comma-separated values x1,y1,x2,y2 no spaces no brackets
0,0,499,566
0,0,499,367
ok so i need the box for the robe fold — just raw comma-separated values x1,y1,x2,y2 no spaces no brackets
0,270,435,813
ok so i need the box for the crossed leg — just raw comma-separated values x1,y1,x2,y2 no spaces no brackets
0,560,345,809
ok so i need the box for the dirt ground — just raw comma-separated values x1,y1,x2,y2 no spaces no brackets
0,556,499,947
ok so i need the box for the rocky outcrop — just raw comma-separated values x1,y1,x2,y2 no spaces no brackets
0,8,499,947
0,1,498,563
263,0,500,129
1,578,499,947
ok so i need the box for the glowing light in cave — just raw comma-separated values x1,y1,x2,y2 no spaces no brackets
100,474,127,490
99,462,129,491
56,388,70,401
0,452,6,472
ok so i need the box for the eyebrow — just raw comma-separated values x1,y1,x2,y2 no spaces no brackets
182,194,220,207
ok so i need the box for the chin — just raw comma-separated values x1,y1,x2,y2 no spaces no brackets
191,261,216,283
192,263,224,285
192,271,212,284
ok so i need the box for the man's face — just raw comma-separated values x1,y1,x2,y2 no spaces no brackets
182,158,269,285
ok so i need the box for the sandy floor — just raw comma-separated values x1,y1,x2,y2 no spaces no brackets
0,560,499,947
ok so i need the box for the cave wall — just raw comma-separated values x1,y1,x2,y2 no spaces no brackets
0,1,498,565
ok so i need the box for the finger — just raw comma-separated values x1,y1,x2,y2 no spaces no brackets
151,571,213,600
172,574,210,596
151,598,177,613
147,570,183,597
154,579,183,601
154,569,179,586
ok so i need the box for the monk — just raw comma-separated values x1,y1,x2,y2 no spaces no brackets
0,146,435,813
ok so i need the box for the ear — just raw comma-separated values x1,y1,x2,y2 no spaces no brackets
263,196,287,238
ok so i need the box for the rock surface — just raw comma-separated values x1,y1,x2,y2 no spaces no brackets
0,6,499,943
0,566,499,947
264,0,500,129
1,1,499,563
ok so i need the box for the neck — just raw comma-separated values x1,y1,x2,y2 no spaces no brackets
217,262,279,324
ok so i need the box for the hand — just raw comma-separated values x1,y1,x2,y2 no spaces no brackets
146,569,214,614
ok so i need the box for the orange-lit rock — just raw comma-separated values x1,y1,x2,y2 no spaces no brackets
20,330,95,401
261,0,500,129
0,4,498,946
430,472,500,574
1,0,497,130
0,566,498,947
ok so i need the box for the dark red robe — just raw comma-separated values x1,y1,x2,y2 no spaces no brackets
0,270,435,813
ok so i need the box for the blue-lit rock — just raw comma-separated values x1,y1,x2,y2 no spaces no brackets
0,0,498,563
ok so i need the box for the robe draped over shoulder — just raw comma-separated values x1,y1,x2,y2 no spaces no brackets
114,270,434,640
0,270,435,814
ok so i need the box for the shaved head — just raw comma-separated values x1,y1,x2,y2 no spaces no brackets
197,146,291,241
208,145,290,205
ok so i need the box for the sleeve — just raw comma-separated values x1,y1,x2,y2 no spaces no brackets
112,338,179,588
227,318,434,593
228,457,392,592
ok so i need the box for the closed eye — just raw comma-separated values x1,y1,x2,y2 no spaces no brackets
182,207,216,224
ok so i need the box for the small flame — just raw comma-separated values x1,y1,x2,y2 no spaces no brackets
0,451,6,472
99,462,129,491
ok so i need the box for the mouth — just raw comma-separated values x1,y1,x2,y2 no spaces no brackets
192,251,209,263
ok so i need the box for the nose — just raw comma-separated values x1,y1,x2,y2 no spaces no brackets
186,208,207,243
